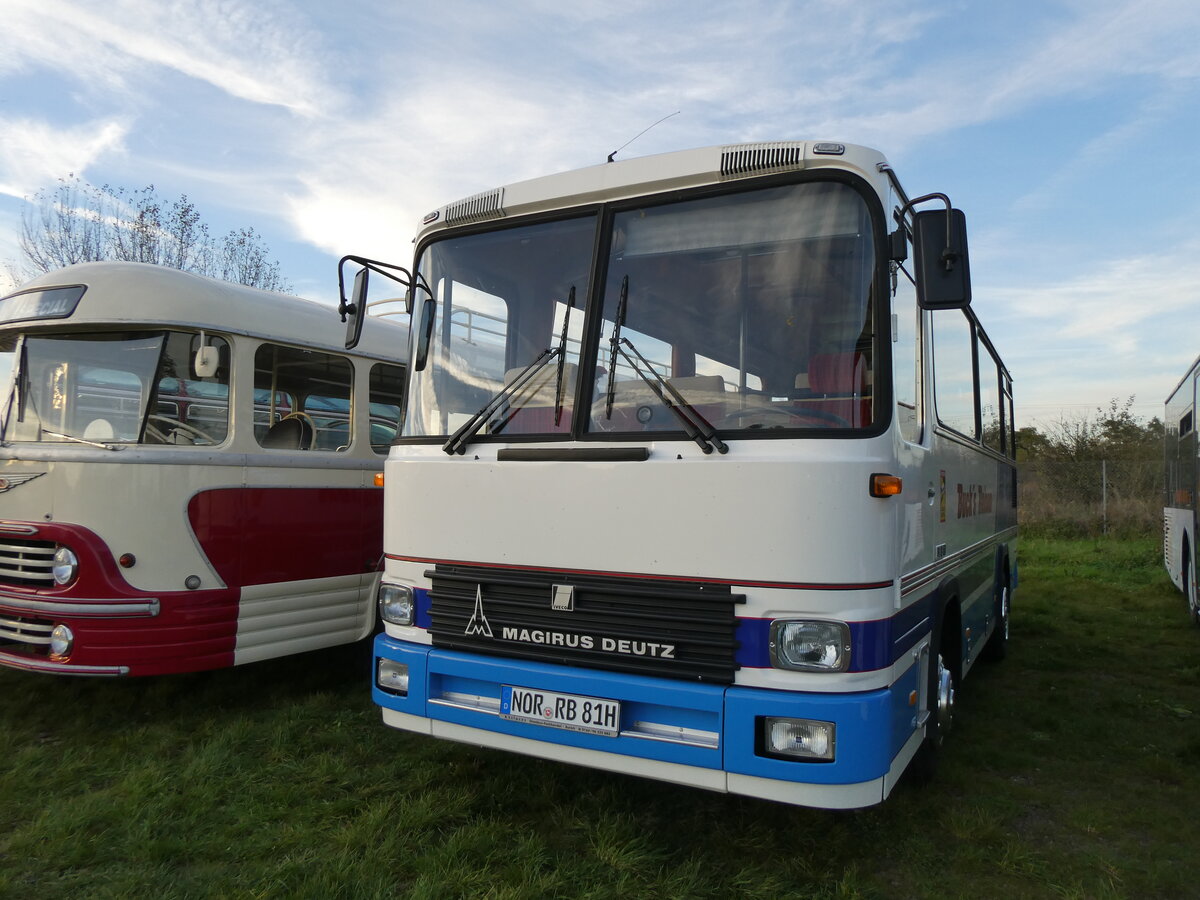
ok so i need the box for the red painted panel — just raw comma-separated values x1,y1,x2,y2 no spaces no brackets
187,486,383,586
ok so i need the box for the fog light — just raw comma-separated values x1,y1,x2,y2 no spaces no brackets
770,620,851,671
763,717,835,761
49,624,74,660
378,583,414,625
377,659,409,695
52,547,78,586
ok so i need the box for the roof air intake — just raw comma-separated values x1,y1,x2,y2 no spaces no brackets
720,142,807,180
444,188,505,225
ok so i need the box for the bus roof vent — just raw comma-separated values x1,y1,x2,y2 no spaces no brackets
720,142,807,180
443,188,505,226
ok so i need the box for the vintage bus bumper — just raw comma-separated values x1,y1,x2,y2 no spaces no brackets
373,634,926,810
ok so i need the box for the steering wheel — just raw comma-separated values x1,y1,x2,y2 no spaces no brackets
145,415,219,445
720,406,850,428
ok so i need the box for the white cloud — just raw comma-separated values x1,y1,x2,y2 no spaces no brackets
0,0,337,116
0,117,129,198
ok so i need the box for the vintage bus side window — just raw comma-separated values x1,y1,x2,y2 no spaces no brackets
369,363,405,454
147,332,230,445
254,344,353,451
931,308,978,439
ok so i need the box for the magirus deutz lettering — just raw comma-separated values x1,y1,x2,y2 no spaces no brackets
498,626,675,659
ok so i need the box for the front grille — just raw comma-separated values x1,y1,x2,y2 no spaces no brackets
0,538,56,586
0,613,53,653
426,564,744,683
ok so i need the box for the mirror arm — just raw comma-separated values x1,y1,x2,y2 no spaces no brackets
897,192,955,269
336,255,415,321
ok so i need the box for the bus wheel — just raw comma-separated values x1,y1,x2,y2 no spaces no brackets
908,647,955,783
983,580,1009,662
1186,546,1199,627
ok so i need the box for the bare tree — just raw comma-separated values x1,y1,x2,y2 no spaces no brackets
9,175,292,293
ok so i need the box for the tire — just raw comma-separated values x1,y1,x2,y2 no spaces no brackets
1185,543,1199,627
908,643,956,783
982,578,1010,662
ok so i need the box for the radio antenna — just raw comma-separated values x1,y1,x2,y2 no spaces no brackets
607,110,681,163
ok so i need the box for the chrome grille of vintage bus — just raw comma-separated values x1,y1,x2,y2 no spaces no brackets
426,564,744,683
0,613,53,652
0,538,57,586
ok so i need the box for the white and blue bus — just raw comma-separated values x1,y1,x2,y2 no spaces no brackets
350,141,1017,809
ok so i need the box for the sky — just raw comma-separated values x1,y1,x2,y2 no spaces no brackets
1,0,1198,428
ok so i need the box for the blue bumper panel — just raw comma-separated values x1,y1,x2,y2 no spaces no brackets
374,635,922,786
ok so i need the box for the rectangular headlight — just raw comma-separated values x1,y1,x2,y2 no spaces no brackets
378,582,414,625
762,717,836,761
376,659,409,695
769,620,851,671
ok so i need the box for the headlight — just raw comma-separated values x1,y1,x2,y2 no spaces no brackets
763,717,836,761
378,583,414,625
377,659,409,694
769,620,851,671
52,547,79,586
49,624,74,660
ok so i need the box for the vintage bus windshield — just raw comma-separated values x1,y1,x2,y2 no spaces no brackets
0,330,230,446
404,179,878,441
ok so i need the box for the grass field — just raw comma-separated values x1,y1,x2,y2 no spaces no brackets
1,537,1197,899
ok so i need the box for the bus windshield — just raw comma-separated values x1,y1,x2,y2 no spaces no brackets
0,330,230,446
403,178,879,441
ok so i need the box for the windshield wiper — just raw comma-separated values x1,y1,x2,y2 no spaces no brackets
40,429,122,451
443,347,560,455
603,275,628,419
612,337,728,455
552,286,575,427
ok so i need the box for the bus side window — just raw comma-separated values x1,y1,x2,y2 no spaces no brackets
931,308,979,439
892,258,922,444
254,343,353,451
369,363,406,454
148,332,230,445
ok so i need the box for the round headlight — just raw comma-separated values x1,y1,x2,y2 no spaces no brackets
49,624,74,659
52,547,79,586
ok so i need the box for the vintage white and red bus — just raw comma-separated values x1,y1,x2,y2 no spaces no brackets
352,141,1016,809
0,261,408,676
1164,353,1199,624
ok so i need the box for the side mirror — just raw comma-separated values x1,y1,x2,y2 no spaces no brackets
413,295,436,371
193,346,219,378
913,207,971,310
344,267,369,349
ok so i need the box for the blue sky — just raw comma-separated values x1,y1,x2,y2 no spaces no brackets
1,0,1197,427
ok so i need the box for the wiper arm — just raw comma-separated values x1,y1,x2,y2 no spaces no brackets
552,286,575,427
443,347,559,455
614,338,728,455
40,429,121,451
603,275,628,419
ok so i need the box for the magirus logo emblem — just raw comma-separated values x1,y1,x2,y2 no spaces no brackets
465,585,493,637
0,472,44,493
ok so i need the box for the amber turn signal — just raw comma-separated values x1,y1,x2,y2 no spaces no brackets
373,473,385,487
870,473,902,498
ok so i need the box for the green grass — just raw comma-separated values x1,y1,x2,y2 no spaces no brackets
2,538,1198,898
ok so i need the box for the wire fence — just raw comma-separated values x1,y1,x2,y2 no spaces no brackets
1018,458,1164,538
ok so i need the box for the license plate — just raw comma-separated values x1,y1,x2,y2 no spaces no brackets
500,685,620,736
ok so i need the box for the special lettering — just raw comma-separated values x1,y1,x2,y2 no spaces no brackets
499,626,675,659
